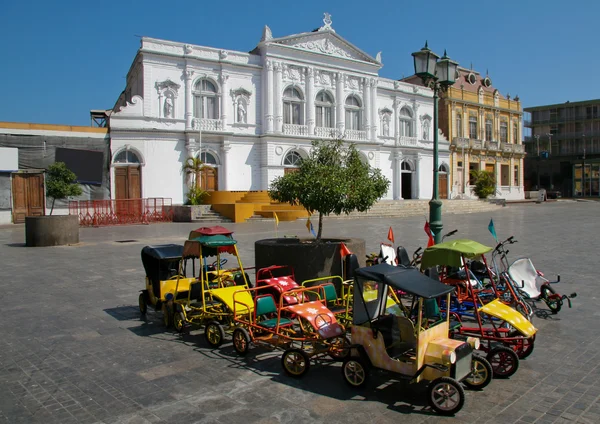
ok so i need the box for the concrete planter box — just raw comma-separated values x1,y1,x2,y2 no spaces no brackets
25,215,79,247
255,237,366,284
165,205,211,222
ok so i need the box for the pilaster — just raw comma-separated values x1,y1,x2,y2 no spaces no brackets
336,72,344,134
371,79,378,141
363,78,371,135
266,60,274,134
183,70,194,130
306,67,315,135
220,73,229,126
221,141,231,191
274,61,283,133
393,98,400,144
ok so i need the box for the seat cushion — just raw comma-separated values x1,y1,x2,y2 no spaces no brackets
258,317,292,328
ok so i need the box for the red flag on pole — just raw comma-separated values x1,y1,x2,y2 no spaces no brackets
387,227,395,244
340,242,352,258
424,221,435,247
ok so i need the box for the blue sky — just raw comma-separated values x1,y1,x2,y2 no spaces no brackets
1,0,598,126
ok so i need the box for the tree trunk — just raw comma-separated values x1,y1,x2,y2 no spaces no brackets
50,198,55,216
317,212,323,241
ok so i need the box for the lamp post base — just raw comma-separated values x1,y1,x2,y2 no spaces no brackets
429,198,443,244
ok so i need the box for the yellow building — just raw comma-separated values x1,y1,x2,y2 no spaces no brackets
439,68,525,200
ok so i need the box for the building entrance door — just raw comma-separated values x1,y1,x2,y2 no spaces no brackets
12,173,45,224
200,167,218,191
401,173,412,199
115,166,142,217
438,173,448,199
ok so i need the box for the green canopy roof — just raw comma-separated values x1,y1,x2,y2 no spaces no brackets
191,234,237,247
420,239,493,269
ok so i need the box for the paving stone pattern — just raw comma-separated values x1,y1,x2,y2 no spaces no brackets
0,201,599,423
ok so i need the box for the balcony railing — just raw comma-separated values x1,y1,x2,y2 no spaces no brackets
513,144,525,153
501,142,513,153
283,123,309,136
192,118,224,132
345,129,368,141
487,141,499,151
470,139,484,149
451,137,470,148
314,126,337,139
399,136,418,146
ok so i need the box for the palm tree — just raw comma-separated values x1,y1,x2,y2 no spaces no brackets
182,156,204,190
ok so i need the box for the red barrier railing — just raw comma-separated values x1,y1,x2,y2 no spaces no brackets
69,198,173,227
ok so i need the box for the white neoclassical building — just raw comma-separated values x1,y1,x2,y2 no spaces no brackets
109,14,449,204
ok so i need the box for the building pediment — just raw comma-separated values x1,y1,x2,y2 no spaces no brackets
265,31,380,66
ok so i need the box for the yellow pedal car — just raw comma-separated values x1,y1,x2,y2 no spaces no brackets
139,244,197,325
341,263,491,415
168,226,254,348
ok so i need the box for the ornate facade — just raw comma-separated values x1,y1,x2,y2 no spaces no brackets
109,15,449,204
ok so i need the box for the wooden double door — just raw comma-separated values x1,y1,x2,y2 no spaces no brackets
200,167,218,191
438,173,448,199
12,173,45,224
115,166,142,216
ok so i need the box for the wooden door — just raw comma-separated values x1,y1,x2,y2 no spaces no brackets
12,173,45,224
438,173,448,199
201,167,218,191
115,166,142,217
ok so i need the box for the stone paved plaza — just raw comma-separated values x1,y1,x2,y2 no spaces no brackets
1,202,599,424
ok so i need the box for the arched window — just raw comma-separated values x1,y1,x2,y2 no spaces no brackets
193,79,218,120
401,161,412,171
439,164,449,173
485,117,493,141
400,107,413,137
345,95,362,130
283,87,304,125
315,91,334,128
456,112,463,137
114,149,140,164
283,151,303,166
199,151,218,166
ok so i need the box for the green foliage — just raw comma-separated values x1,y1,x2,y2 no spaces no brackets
269,139,390,239
46,162,83,215
185,186,210,205
470,170,496,199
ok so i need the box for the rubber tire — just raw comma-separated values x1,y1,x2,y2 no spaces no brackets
173,308,186,333
281,348,310,378
139,292,147,315
463,355,493,390
232,328,251,356
541,285,562,314
428,377,465,415
341,356,369,388
204,321,225,348
509,334,535,359
328,336,351,361
487,346,519,378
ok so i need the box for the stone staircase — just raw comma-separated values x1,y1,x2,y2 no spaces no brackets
190,207,232,223
319,199,503,220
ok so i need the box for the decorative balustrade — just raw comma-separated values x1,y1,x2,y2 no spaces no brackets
192,118,224,131
501,142,513,152
487,141,499,151
314,126,337,138
399,136,418,146
283,123,309,136
470,139,484,149
513,144,525,153
451,137,470,148
344,129,368,141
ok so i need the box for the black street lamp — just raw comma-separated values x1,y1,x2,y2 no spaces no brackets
412,42,459,243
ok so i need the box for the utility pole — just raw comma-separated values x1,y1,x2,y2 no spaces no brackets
546,133,553,188
582,134,586,197
535,134,541,189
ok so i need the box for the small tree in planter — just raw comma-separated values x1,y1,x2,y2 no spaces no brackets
470,170,496,199
269,139,390,240
46,162,83,215
182,156,209,205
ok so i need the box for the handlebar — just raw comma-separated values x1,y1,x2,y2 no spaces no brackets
445,230,458,237
494,236,518,252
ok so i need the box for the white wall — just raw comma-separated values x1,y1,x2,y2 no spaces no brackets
0,147,18,171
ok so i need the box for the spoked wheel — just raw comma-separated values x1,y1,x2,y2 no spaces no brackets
541,285,562,314
204,321,225,348
487,346,519,378
328,336,351,361
342,356,369,388
509,334,535,359
138,293,147,315
515,301,533,320
173,310,186,333
232,328,251,356
463,355,493,390
281,348,310,378
428,377,465,415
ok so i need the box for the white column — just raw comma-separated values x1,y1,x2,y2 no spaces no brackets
306,67,315,135
184,69,194,129
363,78,371,136
394,151,402,200
274,62,283,133
221,141,231,191
336,72,344,134
509,156,515,189
220,73,228,126
393,98,400,144
266,60,274,133
371,79,378,141
415,155,422,199
495,161,501,192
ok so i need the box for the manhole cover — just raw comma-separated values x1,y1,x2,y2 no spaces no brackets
115,239,138,243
